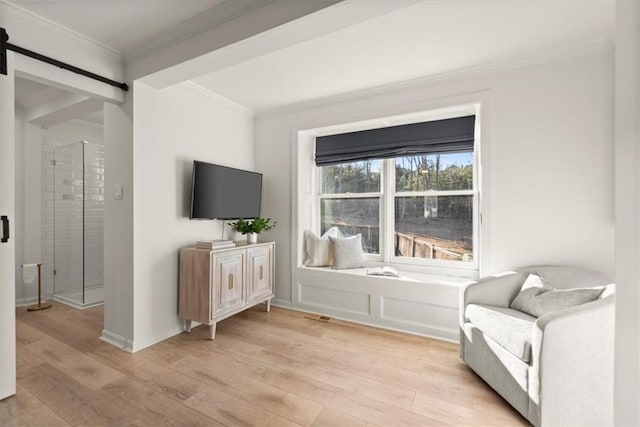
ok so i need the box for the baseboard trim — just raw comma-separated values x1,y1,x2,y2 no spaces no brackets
0,385,16,401
270,298,292,308
15,297,38,307
100,329,134,353
102,323,191,354
129,326,183,353
277,304,459,344
15,296,51,307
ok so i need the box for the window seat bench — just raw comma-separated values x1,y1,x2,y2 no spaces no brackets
288,266,473,342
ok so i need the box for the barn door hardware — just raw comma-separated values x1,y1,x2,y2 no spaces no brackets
0,27,128,91
1,215,9,243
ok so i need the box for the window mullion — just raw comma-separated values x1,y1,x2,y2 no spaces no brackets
319,192,382,199
314,165,321,234
383,158,395,263
395,190,475,197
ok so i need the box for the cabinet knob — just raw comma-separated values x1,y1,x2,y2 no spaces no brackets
259,266,264,280
228,274,234,289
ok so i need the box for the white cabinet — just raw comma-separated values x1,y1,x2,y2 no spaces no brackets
179,242,274,339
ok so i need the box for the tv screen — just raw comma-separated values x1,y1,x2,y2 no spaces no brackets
190,161,262,220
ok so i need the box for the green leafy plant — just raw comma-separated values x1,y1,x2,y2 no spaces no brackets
228,217,277,234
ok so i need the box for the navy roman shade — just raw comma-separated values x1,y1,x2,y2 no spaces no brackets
315,115,475,166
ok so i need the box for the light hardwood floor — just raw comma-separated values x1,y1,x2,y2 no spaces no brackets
2,302,528,426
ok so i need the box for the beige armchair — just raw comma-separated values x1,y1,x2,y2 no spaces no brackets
459,266,615,426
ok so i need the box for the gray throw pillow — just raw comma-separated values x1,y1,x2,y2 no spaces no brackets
329,234,364,269
510,273,604,317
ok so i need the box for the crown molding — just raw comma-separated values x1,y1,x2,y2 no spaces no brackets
182,81,254,117
0,0,122,58
123,0,273,64
256,37,614,118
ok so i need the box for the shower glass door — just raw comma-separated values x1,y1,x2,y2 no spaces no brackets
52,141,104,308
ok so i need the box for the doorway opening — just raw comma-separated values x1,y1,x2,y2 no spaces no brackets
14,76,105,310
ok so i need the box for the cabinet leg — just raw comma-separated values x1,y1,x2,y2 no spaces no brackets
266,299,271,313
185,319,191,333
209,323,216,340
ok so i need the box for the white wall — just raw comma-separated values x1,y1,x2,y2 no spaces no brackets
102,101,134,349
14,112,26,303
614,0,640,424
130,82,254,351
255,50,615,307
14,111,42,305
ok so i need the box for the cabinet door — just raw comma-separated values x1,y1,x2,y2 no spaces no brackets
212,251,244,318
246,245,273,303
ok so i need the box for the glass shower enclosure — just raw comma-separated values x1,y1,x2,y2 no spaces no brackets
51,141,104,308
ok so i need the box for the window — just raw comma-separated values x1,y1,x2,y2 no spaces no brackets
315,114,478,270
393,152,474,263
319,160,382,254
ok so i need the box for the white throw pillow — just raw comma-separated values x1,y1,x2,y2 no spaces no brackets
510,273,604,317
303,227,339,267
329,234,365,270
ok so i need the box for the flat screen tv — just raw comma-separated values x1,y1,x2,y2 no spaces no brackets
190,161,262,220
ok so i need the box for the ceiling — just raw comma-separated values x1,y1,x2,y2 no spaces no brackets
79,110,103,125
191,0,615,112
9,1,616,114
14,77,69,110
15,77,103,126
9,0,228,53
14,77,50,105
11,0,237,125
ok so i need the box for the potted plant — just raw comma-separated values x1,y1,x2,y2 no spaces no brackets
228,217,276,243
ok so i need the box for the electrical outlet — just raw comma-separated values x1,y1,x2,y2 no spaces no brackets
114,185,123,200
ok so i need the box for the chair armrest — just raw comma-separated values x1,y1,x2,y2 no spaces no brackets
529,295,615,426
459,271,527,327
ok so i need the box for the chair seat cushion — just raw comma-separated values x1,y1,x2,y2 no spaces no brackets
465,304,536,362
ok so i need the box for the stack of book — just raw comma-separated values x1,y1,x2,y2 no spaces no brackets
195,239,236,250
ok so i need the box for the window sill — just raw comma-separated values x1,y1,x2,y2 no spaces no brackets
298,265,473,288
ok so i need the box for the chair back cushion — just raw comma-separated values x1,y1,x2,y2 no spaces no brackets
510,273,605,317
517,266,611,290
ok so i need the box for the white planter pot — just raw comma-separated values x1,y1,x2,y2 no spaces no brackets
247,232,258,243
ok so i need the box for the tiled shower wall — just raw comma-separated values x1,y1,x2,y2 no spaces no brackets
42,123,104,299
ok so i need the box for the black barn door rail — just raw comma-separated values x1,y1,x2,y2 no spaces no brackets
0,27,128,92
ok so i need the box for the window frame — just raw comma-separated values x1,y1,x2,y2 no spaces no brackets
314,112,480,273
295,98,490,282
316,165,384,261
388,154,478,270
